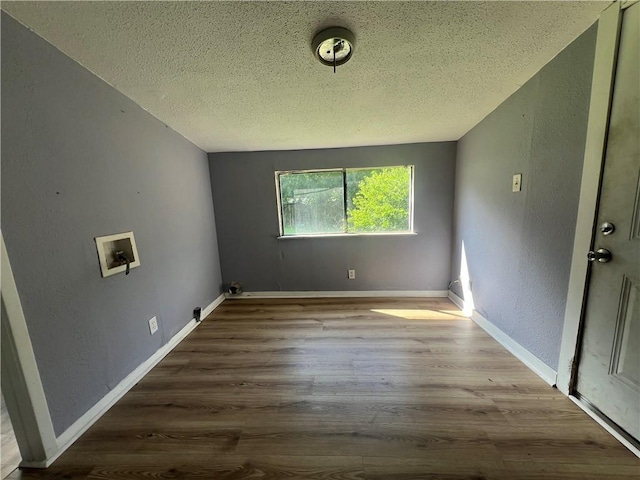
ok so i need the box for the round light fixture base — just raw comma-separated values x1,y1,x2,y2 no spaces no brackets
312,27,355,68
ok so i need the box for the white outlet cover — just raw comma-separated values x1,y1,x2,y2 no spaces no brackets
148,316,158,335
348,269,356,279
512,173,522,192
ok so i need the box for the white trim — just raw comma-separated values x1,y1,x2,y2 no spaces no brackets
557,2,622,395
447,290,466,312
1,233,59,464
568,396,640,458
52,322,197,464
276,232,417,239
225,290,448,299
470,308,558,387
22,293,225,468
274,165,415,238
274,170,285,237
201,293,225,318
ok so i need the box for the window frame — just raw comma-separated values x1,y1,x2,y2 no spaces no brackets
274,165,415,238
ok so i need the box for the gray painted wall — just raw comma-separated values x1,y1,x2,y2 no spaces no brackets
450,25,597,370
1,13,223,435
209,142,456,292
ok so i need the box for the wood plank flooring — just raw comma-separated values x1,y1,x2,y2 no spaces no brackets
7,298,639,479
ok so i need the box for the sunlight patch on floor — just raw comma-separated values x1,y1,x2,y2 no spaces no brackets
371,309,468,321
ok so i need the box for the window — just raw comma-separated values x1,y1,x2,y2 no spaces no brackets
276,166,414,237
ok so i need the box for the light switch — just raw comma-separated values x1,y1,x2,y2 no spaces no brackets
512,174,522,192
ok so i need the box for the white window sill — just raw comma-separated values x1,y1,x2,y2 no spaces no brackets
276,232,417,239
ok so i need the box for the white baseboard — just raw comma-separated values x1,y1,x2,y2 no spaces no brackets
469,307,557,386
450,289,638,456
449,289,557,386
202,293,225,318
225,290,449,299
449,291,640,458
447,290,465,310
40,293,225,468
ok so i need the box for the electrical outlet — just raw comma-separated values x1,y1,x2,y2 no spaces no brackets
148,316,158,335
512,173,522,192
348,269,356,280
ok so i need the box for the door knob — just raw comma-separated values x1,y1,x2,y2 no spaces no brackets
587,248,612,263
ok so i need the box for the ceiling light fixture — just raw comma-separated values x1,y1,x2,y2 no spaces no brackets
311,27,355,73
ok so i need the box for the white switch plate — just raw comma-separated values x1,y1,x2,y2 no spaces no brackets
512,174,522,192
348,269,356,279
148,316,158,335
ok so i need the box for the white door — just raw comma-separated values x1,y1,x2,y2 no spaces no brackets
576,2,639,442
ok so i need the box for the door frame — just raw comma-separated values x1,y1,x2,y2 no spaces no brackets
1,232,59,466
557,0,640,456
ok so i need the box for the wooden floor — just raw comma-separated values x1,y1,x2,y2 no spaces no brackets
1,392,21,479
8,298,639,479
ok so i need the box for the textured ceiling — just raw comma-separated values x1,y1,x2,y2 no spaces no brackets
2,1,609,152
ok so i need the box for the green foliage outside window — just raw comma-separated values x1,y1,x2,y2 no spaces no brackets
347,167,411,232
278,166,412,236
